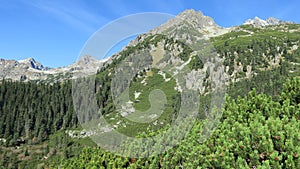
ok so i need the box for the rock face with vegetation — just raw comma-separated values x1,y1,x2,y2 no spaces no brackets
0,9,299,168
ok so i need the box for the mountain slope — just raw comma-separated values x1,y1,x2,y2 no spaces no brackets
0,9,299,168
72,9,300,157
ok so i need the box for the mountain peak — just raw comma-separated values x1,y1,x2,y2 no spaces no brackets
17,57,48,70
178,9,204,17
77,55,97,65
149,9,226,40
18,57,36,63
243,16,293,27
176,9,217,28
244,17,268,27
152,9,218,32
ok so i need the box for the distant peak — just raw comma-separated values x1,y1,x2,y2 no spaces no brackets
18,57,36,63
243,16,293,27
16,57,49,70
73,55,109,67
178,9,217,27
79,55,95,60
254,16,262,20
179,9,203,16
177,9,210,22
155,9,218,30
77,55,97,64
146,9,227,43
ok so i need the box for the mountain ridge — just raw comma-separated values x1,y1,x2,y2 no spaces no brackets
243,16,294,27
0,9,298,82
0,55,106,82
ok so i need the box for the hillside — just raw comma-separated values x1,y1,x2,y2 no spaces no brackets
0,9,299,168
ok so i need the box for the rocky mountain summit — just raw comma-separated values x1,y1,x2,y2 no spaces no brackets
17,57,50,71
243,16,293,27
151,9,226,35
0,57,48,81
0,57,49,71
129,9,230,47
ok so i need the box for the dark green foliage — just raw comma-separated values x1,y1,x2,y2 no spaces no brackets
178,44,193,62
188,55,204,70
0,80,78,146
227,67,290,100
213,24,300,77
57,24,300,168
58,78,300,168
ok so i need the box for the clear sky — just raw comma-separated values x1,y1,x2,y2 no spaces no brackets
0,0,299,68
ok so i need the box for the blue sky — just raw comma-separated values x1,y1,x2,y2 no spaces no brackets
0,0,299,67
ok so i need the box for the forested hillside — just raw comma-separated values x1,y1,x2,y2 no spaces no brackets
0,22,299,168
0,80,78,145
58,77,300,169
214,24,300,99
